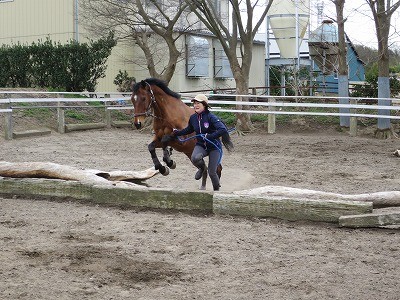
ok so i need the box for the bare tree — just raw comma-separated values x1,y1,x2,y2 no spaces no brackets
186,0,274,131
80,0,194,83
331,0,350,127
366,0,400,136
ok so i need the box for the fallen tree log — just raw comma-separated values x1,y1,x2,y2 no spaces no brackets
0,177,213,212
0,161,158,187
339,208,400,228
235,186,400,208
214,193,372,223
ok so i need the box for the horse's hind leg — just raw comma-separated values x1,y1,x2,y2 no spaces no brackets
162,147,176,169
148,141,168,175
217,164,222,179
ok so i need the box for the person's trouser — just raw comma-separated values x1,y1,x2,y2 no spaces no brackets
191,145,221,190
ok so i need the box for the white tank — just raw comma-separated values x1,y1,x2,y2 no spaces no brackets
308,20,339,75
267,0,310,58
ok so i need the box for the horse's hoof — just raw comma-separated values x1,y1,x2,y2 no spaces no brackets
160,166,170,176
168,160,176,169
199,185,206,190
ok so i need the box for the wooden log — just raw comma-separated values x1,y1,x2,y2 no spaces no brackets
236,186,400,208
0,161,158,186
339,209,400,228
112,120,132,128
0,177,213,212
13,128,51,138
64,122,106,133
106,170,159,181
213,193,372,223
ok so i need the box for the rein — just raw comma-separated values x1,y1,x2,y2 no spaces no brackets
177,128,236,165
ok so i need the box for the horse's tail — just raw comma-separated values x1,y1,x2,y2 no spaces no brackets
222,131,234,152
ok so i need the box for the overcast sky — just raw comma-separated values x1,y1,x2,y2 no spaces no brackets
317,0,400,49
254,0,400,50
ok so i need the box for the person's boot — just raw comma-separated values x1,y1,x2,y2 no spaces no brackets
213,183,221,191
195,167,204,180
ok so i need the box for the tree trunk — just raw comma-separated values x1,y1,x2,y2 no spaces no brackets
368,0,398,131
234,74,254,132
334,0,350,127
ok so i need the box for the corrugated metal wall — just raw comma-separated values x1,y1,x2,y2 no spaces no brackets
0,0,74,45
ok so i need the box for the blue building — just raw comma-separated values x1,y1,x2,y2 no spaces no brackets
309,20,365,94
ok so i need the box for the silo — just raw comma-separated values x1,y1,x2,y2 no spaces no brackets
308,19,339,75
267,0,310,58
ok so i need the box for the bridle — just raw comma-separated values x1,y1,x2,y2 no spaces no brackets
132,81,178,130
133,81,157,118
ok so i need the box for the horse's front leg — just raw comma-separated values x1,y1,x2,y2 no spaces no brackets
162,146,176,169
148,141,168,175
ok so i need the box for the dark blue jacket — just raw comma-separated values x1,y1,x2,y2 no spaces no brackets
174,111,228,151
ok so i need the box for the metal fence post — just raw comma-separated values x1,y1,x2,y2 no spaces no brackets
350,98,357,136
2,93,13,140
57,93,65,133
268,97,276,134
4,109,13,140
104,94,111,128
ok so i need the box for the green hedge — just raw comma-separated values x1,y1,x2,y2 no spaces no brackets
0,33,116,92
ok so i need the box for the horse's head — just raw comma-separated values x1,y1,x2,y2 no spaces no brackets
131,80,153,129
131,78,182,130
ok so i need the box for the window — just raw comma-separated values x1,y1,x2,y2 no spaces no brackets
186,36,209,78
213,41,232,79
212,0,221,17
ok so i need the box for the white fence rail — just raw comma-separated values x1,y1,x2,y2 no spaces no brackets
1,91,400,140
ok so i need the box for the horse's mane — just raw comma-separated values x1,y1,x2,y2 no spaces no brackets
133,78,181,100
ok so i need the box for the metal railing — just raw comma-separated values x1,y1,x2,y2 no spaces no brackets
1,91,400,140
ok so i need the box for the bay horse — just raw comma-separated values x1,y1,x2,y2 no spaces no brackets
131,78,226,190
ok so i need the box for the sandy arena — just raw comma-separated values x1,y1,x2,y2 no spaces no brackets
1,126,400,299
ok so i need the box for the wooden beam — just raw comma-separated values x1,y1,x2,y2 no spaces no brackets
0,177,213,212
339,209,400,228
64,122,106,133
13,128,51,139
213,193,372,223
236,186,400,208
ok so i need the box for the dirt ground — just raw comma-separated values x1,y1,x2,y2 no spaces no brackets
1,125,400,299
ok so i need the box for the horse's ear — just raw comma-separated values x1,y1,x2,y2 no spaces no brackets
130,79,136,92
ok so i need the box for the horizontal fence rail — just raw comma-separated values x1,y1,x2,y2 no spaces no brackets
1,91,400,140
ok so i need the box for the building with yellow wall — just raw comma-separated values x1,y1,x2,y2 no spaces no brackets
0,0,265,93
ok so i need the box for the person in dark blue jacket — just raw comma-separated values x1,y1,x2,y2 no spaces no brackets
171,94,233,191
